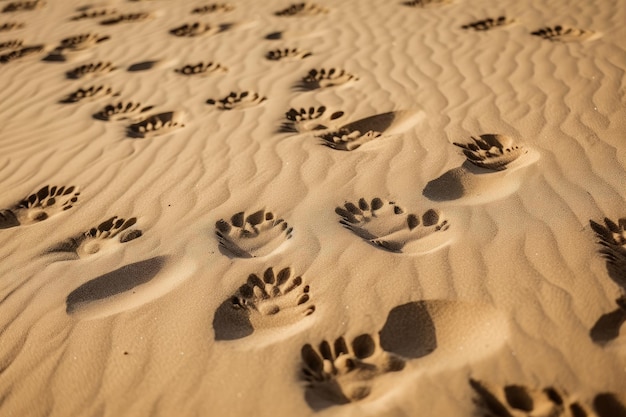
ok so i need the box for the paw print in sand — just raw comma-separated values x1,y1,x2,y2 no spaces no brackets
0,185,79,229
454,134,527,171
279,106,344,133
336,198,449,253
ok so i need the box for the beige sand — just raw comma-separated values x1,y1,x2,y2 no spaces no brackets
0,0,625,416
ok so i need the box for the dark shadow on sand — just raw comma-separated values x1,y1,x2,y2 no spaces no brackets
379,301,437,358
590,305,626,345
212,298,253,340
66,256,166,314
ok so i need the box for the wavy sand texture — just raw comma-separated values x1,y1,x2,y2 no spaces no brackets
0,0,624,416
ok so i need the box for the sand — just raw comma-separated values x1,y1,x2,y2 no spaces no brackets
0,0,625,416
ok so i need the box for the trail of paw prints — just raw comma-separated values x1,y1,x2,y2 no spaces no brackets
59,84,119,103
0,185,79,229
191,3,234,14
206,91,266,110
531,25,599,42
100,12,151,26
2,0,45,14
275,3,329,17
169,22,232,37
453,134,528,171
215,209,293,258
470,379,626,417
174,61,227,76
126,111,185,139
44,33,110,61
336,198,450,254
301,333,405,407
266,47,312,61
213,266,314,340
461,16,514,31
66,61,116,80
0,44,43,64
48,216,142,259
295,68,358,91
93,101,154,121
402,0,452,8
279,106,345,133
589,217,626,345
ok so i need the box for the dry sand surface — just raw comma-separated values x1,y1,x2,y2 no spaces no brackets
0,0,625,416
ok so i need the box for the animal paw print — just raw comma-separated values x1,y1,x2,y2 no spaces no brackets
298,68,358,90
590,217,626,287
470,379,590,417
0,185,79,229
100,12,150,25
57,33,110,51
206,91,266,110
318,128,382,151
60,85,118,103
2,0,45,13
93,101,154,121
215,209,293,258
403,0,451,7
461,16,514,31
191,3,234,14
301,333,405,405
50,216,142,258
231,266,314,319
531,25,597,42
280,106,344,133
454,134,527,171
69,8,117,21
169,22,222,37
275,3,328,17
0,39,22,51
174,61,227,76
336,198,449,253
66,61,116,79
127,111,185,138
0,22,25,32
0,44,42,63
266,47,312,61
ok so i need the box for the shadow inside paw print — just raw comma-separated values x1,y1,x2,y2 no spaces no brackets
530,25,597,42
66,61,116,80
174,61,227,76
0,185,79,229
59,84,118,104
266,47,312,61
127,111,185,138
215,209,293,258
279,106,344,133
0,44,43,64
461,16,514,31
274,3,328,17
49,216,142,259
93,101,154,121
301,333,405,408
100,12,150,25
213,266,314,340
169,22,232,37
206,91,266,110
2,0,45,13
336,198,449,253
295,68,358,91
191,4,235,14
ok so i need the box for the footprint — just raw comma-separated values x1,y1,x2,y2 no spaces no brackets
461,16,514,31
126,111,185,138
279,106,345,133
0,185,79,229
66,61,116,79
69,8,117,21
169,22,231,37
0,44,43,63
336,198,450,254
174,61,227,76
213,266,314,340
215,209,293,258
453,134,527,171
93,101,154,121
0,22,25,32
191,3,234,14
0,39,22,51
100,12,151,25
402,0,452,7
275,3,329,17
296,68,358,91
470,379,590,417
59,84,119,103
423,134,539,205
2,0,45,13
300,333,405,406
266,47,312,61
589,217,626,289
531,25,599,42
206,91,266,110
49,216,142,259
45,33,109,61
